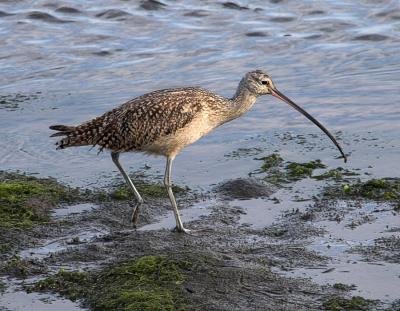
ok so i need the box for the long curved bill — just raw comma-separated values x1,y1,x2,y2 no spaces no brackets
271,88,347,163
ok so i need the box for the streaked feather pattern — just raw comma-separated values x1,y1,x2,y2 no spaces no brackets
50,87,231,154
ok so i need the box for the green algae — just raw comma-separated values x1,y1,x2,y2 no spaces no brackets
256,153,289,185
355,178,400,200
333,283,356,291
0,172,80,228
325,178,400,202
33,269,89,301
1,255,46,278
0,279,5,292
323,296,376,311
258,153,284,171
32,255,190,311
285,160,326,179
312,167,359,181
2,256,30,278
0,243,11,254
111,183,187,200
256,154,331,184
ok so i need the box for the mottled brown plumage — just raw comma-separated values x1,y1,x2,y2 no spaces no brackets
51,70,346,233
51,87,231,156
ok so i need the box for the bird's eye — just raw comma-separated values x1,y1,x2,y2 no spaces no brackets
261,80,269,85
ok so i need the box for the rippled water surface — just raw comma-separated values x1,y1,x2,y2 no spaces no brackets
1,0,399,185
1,0,400,307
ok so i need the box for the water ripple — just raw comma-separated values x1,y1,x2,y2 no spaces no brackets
0,0,398,184
95,9,131,20
140,0,167,11
55,6,82,14
26,11,71,23
353,34,391,41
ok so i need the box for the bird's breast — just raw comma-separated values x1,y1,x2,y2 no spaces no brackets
141,113,215,157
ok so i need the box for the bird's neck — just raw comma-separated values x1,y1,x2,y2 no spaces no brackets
229,85,258,119
210,82,258,127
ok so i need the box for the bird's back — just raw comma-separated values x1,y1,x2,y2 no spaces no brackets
50,87,228,155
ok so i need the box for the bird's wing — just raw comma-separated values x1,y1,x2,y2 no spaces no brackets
95,88,205,152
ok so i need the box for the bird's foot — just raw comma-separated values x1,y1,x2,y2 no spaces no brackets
172,226,192,234
130,205,140,226
171,226,209,236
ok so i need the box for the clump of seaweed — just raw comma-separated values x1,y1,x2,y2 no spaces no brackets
323,295,377,311
110,182,187,200
258,153,284,171
31,255,190,311
255,153,363,187
1,256,46,278
324,178,400,202
332,283,356,291
256,154,334,184
0,171,80,228
312,167,359,181
285,160,326,179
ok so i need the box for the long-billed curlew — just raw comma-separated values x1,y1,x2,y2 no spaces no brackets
50,70,347,233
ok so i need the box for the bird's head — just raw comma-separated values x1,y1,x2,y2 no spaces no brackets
241,69,347,163
242,70,276,96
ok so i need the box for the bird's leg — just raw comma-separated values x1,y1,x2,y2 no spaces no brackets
164,156,190,234
111,152,143,225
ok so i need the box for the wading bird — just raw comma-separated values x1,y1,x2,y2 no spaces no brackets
50,70,346,233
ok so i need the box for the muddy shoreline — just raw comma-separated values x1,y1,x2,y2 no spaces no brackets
1,159,399,310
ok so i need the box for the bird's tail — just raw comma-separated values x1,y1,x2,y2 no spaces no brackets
49,119,102,149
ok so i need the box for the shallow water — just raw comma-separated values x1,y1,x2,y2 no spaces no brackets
1,0,400,307
0,282,87,311
291,200,400,301
19,226,109,260
0,0,399,187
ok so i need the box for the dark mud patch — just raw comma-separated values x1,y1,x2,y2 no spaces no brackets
215,178,276,199
350,236,400,264
256,215,324,242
